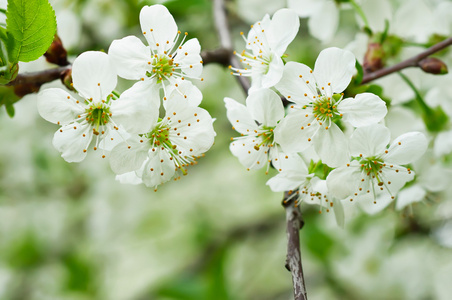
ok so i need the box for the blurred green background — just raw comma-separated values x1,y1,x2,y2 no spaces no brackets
1,0,452,299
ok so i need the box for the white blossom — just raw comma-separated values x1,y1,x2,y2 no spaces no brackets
274,47,387,167
229,8,299,90
109,87,215,189
37,51,156,162
108,4,203,97
225,89,291,172
326,124,428,214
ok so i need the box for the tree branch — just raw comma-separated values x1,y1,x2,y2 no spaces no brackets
361,36,452,84
6,66,70,87
283,192,308,300
212,0,251,93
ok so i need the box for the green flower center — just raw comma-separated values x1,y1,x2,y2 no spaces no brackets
359,156,385,186
312,96,339,122
254,126,275,150
85,104,111,135
146,54,175,83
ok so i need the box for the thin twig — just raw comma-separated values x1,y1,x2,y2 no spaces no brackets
361,36,452,84
283,192,307,300
6,66,70,87
212,0,251,93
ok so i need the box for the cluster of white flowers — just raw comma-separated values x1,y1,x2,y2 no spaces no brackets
37,5,215,190
225,8,430,222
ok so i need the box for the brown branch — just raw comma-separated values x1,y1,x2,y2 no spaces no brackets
6,66,70,87
361,36,452,84
212,0,251,93
283,192,308,300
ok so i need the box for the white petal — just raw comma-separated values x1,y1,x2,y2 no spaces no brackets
224,97,258,134
115,171,143,185
395,185,426,210
173,38,203,77
358,192,393,215
108,36,151,80
359,0,392,32
288,0,323,17
246,89,284,126
98,125,130,152
434,130,452,157
419,163,451,192
307,1,338,43
111,80,160,134
314,123,349,168
230,136,267,170
349,124,390,157
141,149,176,188
274,110,317,153
381,166,415,196
332,197,345,228
313,47,355,93
109,138,149,174
166,80,202,107
37,88,84,125
273,151,308,173
260,53,284,88
72,51,117,102
140,5,178,53
267,9,300,56
382,132,428,165
52,123,92,162
338,93,387,127
275,61,317,106
326,163,361,200
266,170,311,192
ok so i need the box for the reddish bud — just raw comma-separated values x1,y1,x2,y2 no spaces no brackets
363,43,385,73
418,57,448,75
60,68,75,91
44,35,69,66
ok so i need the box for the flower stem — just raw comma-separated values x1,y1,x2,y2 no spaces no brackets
349,0,370,30
398,72,432,115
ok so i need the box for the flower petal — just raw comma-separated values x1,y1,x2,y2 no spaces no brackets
313,47,355,93
173,38,203,77
115,171,143,185
288,0,323,17
72,51,117,102
434,130,452,157
274,110,317,153
108,35,151,80
307,1,338,42
349,124,390,157
267,8,300,56
275,61,317,106
395,185,426,210
111,80,160,134
260,52,284,88
382,132,428,165
37,88,84,125
224,97,259,134
230,136,268,170
326,163,361,200
52,123,92,162
140,5,178,53
141,149,176,188
109,138,149,174
314,123,349,167
338,93,387,127
266,170,311,192
246,88,284,126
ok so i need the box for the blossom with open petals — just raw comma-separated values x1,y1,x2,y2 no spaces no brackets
37,51,156,162
326,124,428,213
225,89,291,172
109,87,215,189
274,47,387,167
109,4,203,97
230,8,299,90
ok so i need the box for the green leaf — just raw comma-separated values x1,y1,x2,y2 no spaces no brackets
5,103,15,117
354,60,364,84
6,0,56,63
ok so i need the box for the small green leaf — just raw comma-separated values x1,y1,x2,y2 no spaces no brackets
5,103,15,117
6,0,56,63
354,60,364,84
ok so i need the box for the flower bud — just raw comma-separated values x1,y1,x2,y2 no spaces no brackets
44,35,69,66
60,68,75,91
418,57,448,75
363,43,385,73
